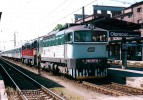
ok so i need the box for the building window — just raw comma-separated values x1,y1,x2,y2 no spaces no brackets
137,19,142,24
128,14,132,18
97,10,101,14
107,10,112,18
137,7,142,13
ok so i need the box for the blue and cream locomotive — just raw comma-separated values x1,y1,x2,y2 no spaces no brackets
39,24,109,79
1,24,109,79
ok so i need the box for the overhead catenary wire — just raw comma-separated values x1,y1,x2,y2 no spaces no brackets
44,0,135,30
43,0,98,28
48,0,97,22
42,0,67,20
38,0,133,37
84,0,97,7
9,0,132,34
45,0,80,20
109,0,133,4
8,0,30,23
52,8,81,24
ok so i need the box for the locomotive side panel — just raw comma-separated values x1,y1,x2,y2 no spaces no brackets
66,44,107,58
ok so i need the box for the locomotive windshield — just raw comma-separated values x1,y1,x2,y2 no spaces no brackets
74,30,107,42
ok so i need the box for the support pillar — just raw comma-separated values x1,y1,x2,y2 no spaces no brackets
121,38,127,69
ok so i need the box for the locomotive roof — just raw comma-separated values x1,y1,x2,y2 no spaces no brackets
43,31,57,39
43,25,108,37
46,31,57,36
66,25,90,31
43,25,89,37
66,25,108,32
55,25,90,36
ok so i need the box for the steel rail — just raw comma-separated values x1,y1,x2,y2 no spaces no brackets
82,81,132,96
0,64,28,100
1,58,65,100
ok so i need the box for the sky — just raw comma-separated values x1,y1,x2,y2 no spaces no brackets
0,0,142,50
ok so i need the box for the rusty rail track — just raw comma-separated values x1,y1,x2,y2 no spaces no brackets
107,82,143,95
82,81,143,96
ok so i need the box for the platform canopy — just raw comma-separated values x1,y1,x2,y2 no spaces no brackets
82,16,141,31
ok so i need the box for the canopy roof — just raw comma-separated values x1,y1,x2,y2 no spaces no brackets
76,16,141,31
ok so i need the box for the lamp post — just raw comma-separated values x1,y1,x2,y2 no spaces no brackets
14,31,18,47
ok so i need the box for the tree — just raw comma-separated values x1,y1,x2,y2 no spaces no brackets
53,24,65,31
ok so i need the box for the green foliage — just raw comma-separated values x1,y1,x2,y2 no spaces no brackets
53,24,65,31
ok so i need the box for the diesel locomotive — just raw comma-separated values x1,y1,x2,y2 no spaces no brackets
1,24,109,79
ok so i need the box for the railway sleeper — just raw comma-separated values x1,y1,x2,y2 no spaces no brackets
83,81,131,96
111,82,143,94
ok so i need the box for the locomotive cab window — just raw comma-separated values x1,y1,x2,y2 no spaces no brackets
65,32,72,43
22,46,25,50
92,31,107,42
30,44,32,49
74,30,107,42
26,44,30,49
74,30,91,42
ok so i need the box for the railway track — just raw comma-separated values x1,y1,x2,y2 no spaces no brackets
104,82,143,95
0,58,65,100
2,57,143,97
82,81,143,96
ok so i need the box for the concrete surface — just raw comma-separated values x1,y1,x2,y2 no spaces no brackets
0,75,8,100
108,68,143,89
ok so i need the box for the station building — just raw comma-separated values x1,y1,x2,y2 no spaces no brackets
111,1,143,61
115,1,143,35
74,4,142,61
75,5,124,23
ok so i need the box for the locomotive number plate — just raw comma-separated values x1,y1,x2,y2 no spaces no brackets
86,59,98,63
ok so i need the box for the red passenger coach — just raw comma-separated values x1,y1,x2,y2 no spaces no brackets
22,40,38,66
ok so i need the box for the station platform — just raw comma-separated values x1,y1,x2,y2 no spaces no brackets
0,74,8,100
107,67,143,89
109,59,143,68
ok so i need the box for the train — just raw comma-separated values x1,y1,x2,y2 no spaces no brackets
0,24,110,79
